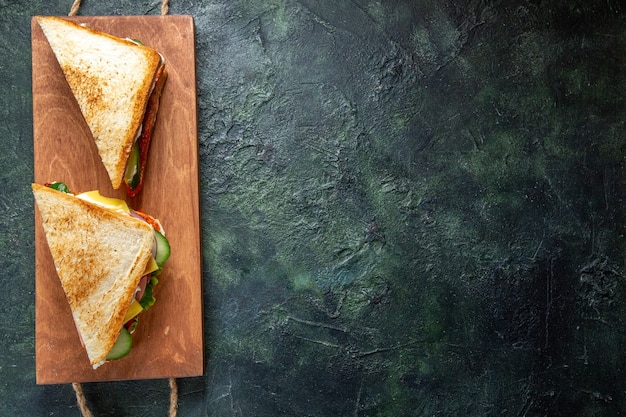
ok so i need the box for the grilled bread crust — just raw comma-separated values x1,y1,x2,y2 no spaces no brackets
32,184,154,368
36,16,162,189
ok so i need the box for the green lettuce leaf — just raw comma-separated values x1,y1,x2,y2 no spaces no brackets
139,276,159,310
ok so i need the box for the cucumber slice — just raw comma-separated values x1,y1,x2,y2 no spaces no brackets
154,230,171,267
106,327,132,360
123,141,141,190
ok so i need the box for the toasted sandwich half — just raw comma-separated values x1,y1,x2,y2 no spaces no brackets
36,16,168,196
32,182,171,369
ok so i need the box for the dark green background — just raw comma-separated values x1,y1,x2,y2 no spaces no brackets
2,0,626,415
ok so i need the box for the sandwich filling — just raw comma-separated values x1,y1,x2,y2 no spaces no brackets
124,54,168,197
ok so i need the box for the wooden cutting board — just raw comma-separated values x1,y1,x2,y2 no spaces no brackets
32,15,203,384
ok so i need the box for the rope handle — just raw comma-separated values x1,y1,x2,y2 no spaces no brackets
72,379,178,417
68,0,170,16
67,2,178,415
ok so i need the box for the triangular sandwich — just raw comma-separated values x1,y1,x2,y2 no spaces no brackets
32,183,170,369
36,16,167,195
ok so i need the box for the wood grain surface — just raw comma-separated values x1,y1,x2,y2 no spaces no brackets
32,15,203,384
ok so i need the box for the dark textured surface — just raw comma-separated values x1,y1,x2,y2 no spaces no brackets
2,0,626,415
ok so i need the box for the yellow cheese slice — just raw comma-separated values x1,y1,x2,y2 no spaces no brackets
122,257,158,323
144,256,159,275
124,300,143,323
76,190,130,213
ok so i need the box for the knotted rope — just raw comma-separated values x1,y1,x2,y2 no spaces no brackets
68,0,170,16
67,2,178,415
72,378,179,417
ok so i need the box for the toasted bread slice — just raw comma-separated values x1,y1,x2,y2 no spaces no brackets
32,183,154,369
36,16,162,189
